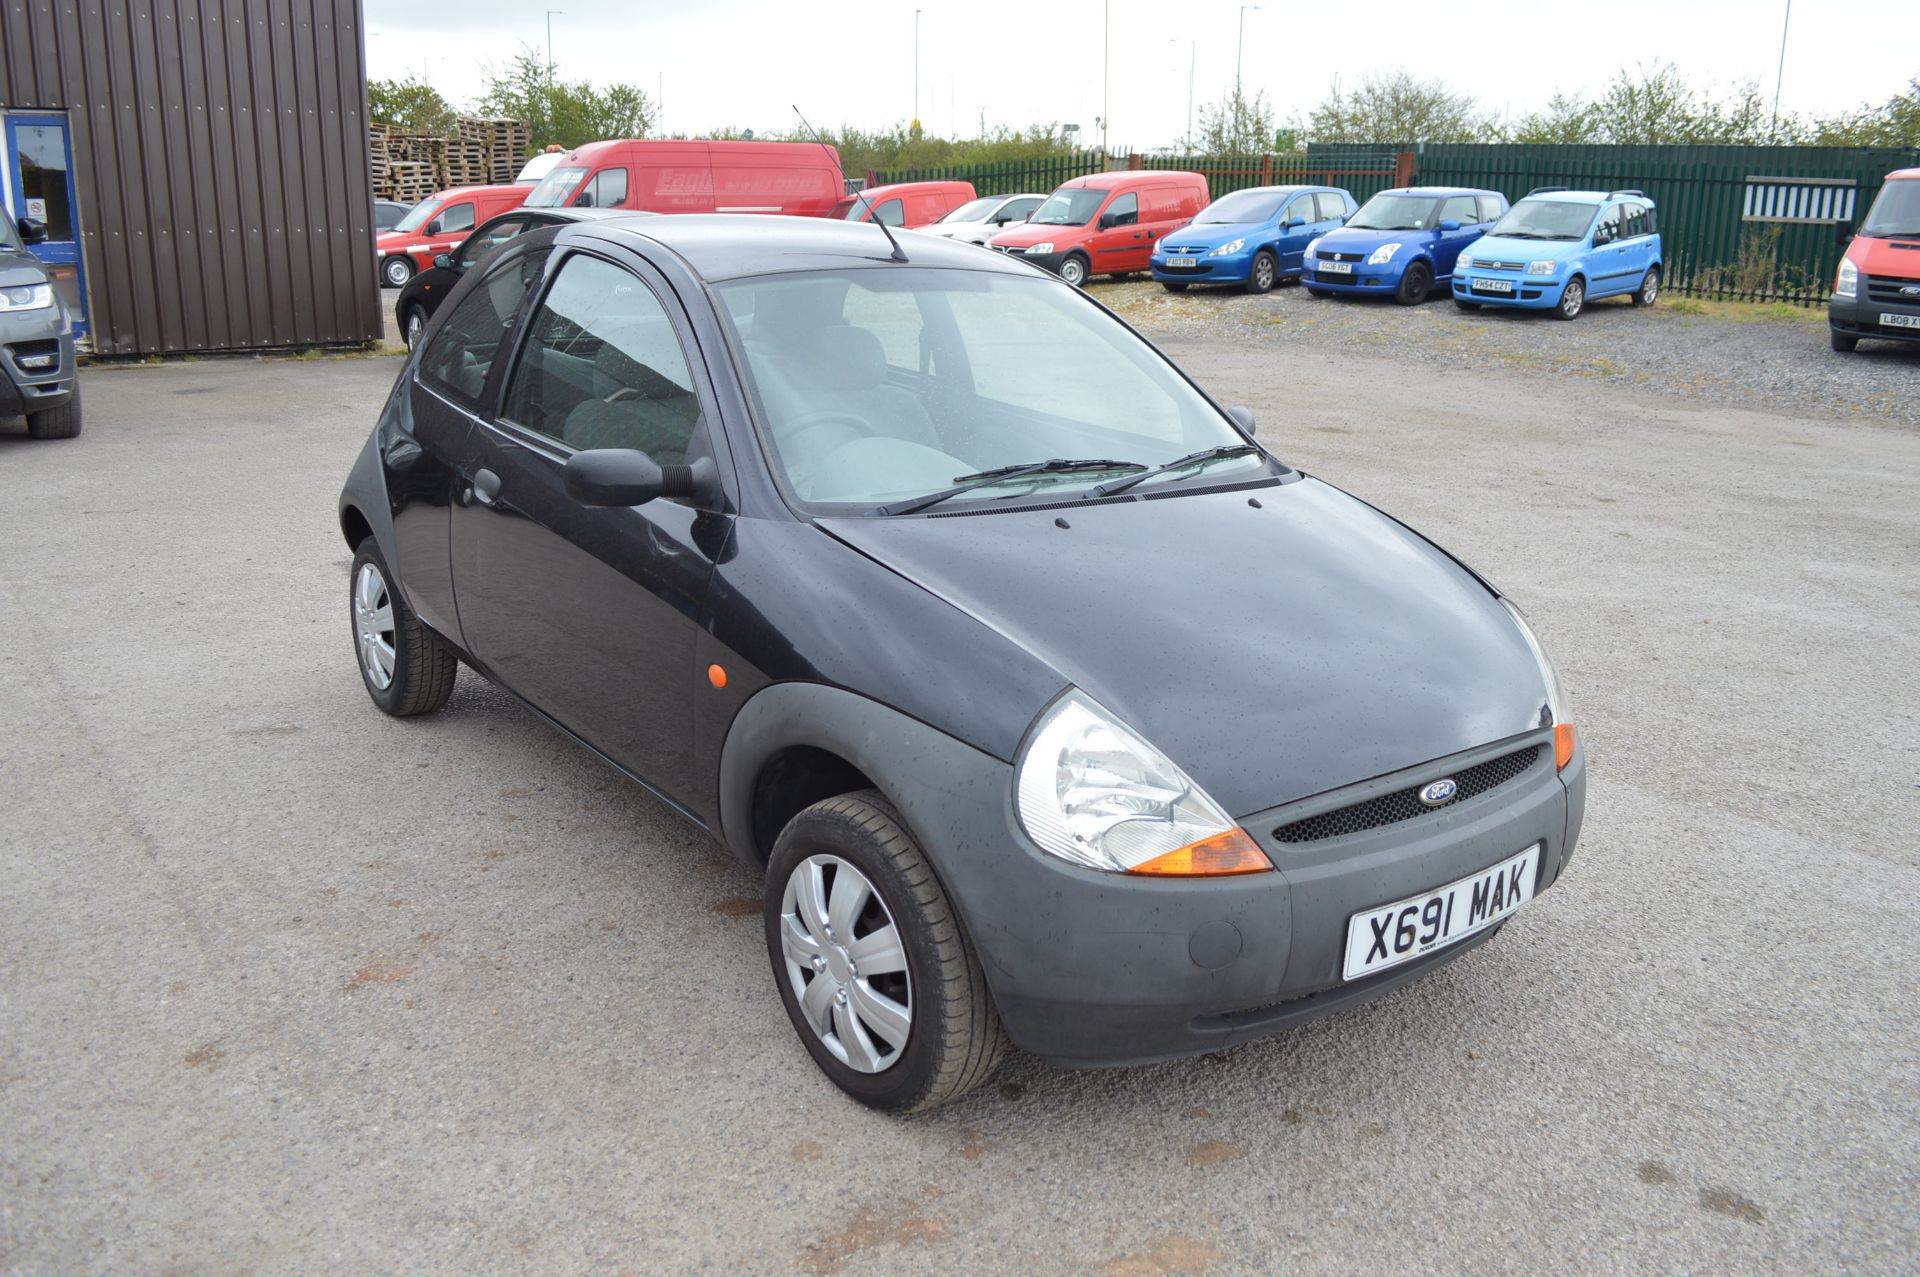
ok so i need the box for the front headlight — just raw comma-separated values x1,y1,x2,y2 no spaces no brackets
1015,690,1272,876
1527,259,1557,276
1367,242,1402,266
1210,238,1246,256
1025,242,1055,255
0,283,54,313
1499,599,1575,770
1835,257,1858,298
1458,253,1475,269
1305,236,1322,259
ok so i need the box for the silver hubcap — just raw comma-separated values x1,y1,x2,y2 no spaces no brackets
405,312,423,346
384,259,407,285
1563,283,1582,315
353,562,397,690
1256,256,1273,287
1644,272,1658,304
1062,260,1085,286
779,854,912,1074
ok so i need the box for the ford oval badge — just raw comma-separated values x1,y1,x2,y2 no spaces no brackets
1419,778,1458,807
1903,284,1920,297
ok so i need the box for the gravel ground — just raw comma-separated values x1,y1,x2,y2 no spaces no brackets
1094,276,1920,427
2,334,1916,1275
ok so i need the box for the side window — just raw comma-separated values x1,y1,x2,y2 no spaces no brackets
1105,192,1138,227
432,201,476,235
1286,194,1318,225
1593,205,1623,245
457,217,528,269
1314,192,1346,221
419,247,551,407
871,198,906,227
1477,195,1505,223
502,254,702,464
1441,195,1481,225
574,168,629,208
1004,197,1040,222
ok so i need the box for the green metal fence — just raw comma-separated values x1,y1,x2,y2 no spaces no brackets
874,151,1405,204
870,151,1109,196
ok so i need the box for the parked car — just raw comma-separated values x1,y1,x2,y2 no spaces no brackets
1452,188,1662,319
915,192,1046,246
1302,187,1508,304
1151,185,1356,294
522,139,845,218
514,146,569,186
374,200,413,232
0,211,81,439
829,180,977,228
989,171,1212,287
376,184,531,288
1829,166,1920,353
393,207,655,349
338,214,1586,1113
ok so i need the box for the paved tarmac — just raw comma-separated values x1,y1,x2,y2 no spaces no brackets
2,339,1915,1275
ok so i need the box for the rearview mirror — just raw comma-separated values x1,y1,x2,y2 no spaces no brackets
17,216,46,244
1438,219,1462,232
432,253,454,270
565,449,716,508
1228,405,1256,437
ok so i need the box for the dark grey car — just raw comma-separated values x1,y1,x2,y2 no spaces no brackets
0,212,80,439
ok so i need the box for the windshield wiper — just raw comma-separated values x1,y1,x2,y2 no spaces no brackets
877,458,1146,516
1087,443,1263,498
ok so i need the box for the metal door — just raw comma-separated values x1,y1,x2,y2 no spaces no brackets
4,113,87,338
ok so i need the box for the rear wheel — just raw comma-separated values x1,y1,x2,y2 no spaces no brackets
1830,329,1858,353
1632,265,1661,307
349,539,457,716
402,305,427,349
765,790,1007,1113
1244,250,1278,294
25,383,82,439
380,255,414,288
1553,276,1586,320
1394,261,1432,305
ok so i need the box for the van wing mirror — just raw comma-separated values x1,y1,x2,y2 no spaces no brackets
1834,219,1853,245
16,216,46,244
1227,406,1256,437
1098,212,1117,229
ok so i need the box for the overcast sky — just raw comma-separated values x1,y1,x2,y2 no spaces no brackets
364,0,1918,149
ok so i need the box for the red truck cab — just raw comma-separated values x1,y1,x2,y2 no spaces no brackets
375,184,530,288
828,180,977,228
1830,167,1920,352
987,170,1212,288
521,140,844,217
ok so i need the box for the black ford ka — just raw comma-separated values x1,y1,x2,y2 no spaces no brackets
339,214,1586,1112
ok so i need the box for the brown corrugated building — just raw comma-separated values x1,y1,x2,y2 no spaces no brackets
0,0,382,355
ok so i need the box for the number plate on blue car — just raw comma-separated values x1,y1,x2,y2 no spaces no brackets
1166,256,1197,268
1472,279,1515,294
1320,260,1353,274
1342,844,1539,981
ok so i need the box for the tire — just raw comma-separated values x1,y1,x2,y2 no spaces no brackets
1393,261,1432,305
1453,298,1482,312
1160,281,1189,293
765,790,1008,1114
1058,254,1090,288
25,383,82,439
1632,265,1661,307
349,538,457,716
1244,249,1277,295
402,305,427,350
380,255,414,288
1830,329,1857,352
1306,286,1335,298
1553,275,1586,320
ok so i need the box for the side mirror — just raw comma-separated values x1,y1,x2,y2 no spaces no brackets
1438,219,1463,232
565,449,715,508
1099,212,1118,229
1834,219,1853,245
16,216,46,244
432,253,454,270
1227,405,1256,437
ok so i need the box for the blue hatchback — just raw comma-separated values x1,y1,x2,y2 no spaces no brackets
1151,186,1356,294
1452,189,1663,319
1302,187,1507,304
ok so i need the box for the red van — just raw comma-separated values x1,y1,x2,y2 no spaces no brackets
1829,167,1920,352
828,180,977,228
375,184,530,288
987,171,1212,287
521,140,844,218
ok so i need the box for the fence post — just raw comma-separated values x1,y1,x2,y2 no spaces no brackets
1261,153,1272,185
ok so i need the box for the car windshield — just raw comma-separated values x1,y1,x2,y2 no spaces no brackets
1490,199,1598,241
715,268,1270,512
1345,194,1440,231
1195,190,1290,225
524,166,590,208
1029,188,1107,226
390,198,442,234
940,197,1000,224
1859,178,1920,238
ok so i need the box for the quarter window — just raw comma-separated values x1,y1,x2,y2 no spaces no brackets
502,254,702,464
419,247,551,407
1104,192,1138,227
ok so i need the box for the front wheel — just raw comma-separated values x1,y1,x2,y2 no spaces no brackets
1394,261,1432,306
765,791,1008,1113
1632,265,1661,307
1058,255,1089,288
380,255,414,288
1160,280,1189,293
1306,286,1335,298
1830,329,1858,353
25,383,82,439
1553,276,1586,320
1244,250,1278,295
349,539,457,716
1453,298,1482,311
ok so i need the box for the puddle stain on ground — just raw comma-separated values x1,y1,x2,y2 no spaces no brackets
796,1197,950,1276
1186,1140,1244,1168
710,897,760,918
343,961,412,991
1637,1160,1678,1185
958,1129,989,1162
1102,1233,1226,1277
789,1140,825,1162
182,1044,224,1070
1700,1186,1765,1224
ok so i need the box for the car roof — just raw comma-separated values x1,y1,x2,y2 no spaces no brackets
1516,190,1651,205
1885,167,1920,180
855,180,975,198
581,214,1038,283
1379,187,1500,198
1062,170,1205,190
426,184,528,201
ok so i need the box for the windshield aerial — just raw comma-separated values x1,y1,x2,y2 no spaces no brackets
390,198,442,234
940,197,1000,224
524,165,589,208
715,269,1271,512
1030,188,1107,226
1860,179,1920,237
1345,194,1439,232
1196,190,1290,225
1490,199,1598,241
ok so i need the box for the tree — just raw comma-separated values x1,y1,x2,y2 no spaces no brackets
1194,86,1276,155
1810,75,1920,146
1587,63,1773,145
367,77,456,136
1306,70,1484,144
476,50,651,152
1503,92,1601,145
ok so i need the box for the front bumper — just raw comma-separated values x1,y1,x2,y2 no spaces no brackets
924,728,1585,1067
1450,269,1566,308
0,316,77,418
992,245,1066,276
1301,259,1409,294
1829,291,1920,343
1152,253,1252,284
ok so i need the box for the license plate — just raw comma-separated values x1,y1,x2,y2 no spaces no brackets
1165,256,1197,268
1320,260,1353,274
1472,278,1514,294
1342,844,1540,981
1881,312,1920,329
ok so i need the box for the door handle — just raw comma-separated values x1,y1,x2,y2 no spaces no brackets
469,468,501,507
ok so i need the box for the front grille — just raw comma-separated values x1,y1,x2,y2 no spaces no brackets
1864,274,1920,304
1317,250,1365,262
7,339,60,373
1475,259,1526,272
1272,746,1544,844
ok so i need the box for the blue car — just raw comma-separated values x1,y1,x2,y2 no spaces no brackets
1151,185,1356,294
1452,188,1663,319
1302,187,1507,305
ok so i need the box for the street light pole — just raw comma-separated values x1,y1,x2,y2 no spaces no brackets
1769,0,1792,139
913,9,922,128
1102,0,1110,158
546,10,563,76
1236,6,1261,94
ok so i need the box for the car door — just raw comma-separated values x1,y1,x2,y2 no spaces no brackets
1089,191,1143,274
1616,201,1655,290
423,200,477,261
1275,193,1321,274
1433,195,1485,277
447,247,728,813
997,196,1041,227
1588,203,1632,295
